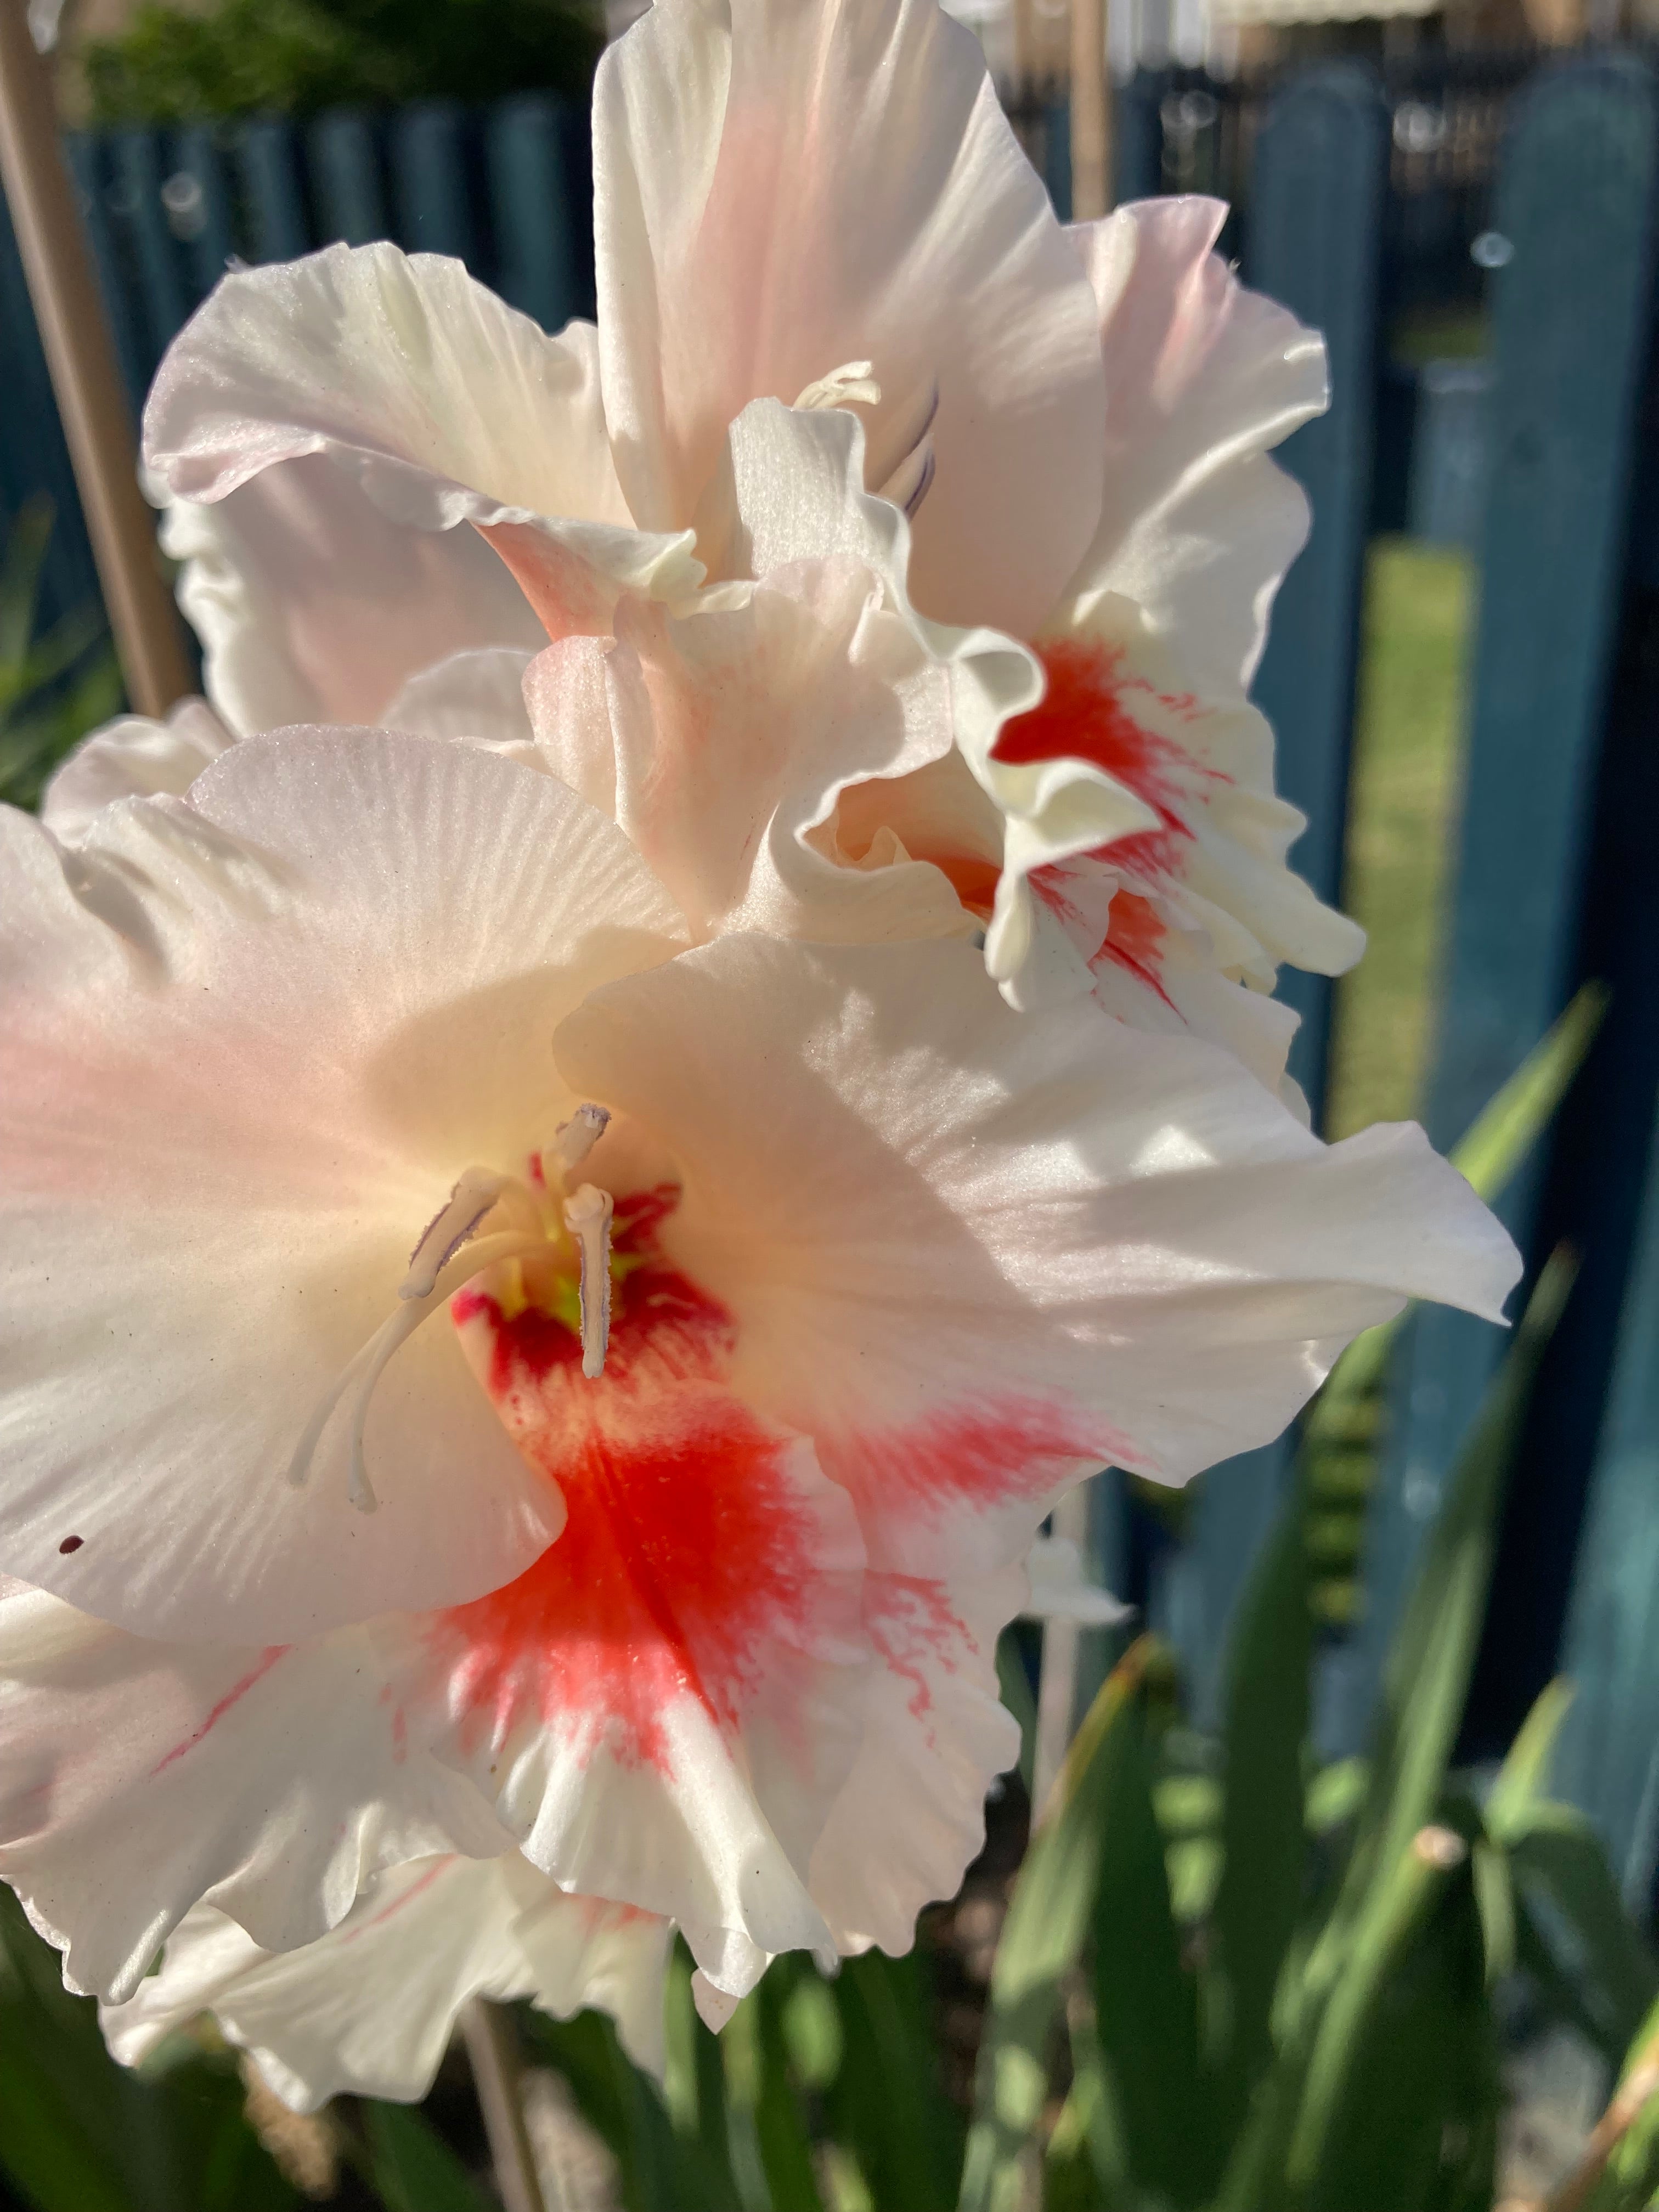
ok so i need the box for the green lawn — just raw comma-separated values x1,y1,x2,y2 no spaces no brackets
1323,535,1474,1142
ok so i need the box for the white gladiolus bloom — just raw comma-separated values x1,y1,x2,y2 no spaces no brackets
0,729,1516,2020
124,0,1356,1099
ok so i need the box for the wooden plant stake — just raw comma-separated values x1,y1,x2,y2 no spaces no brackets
0,0,191,716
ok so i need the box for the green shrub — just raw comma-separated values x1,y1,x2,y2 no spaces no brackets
81,0,603,125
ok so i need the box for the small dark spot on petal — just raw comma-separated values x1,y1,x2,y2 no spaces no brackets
58,1535,83,1554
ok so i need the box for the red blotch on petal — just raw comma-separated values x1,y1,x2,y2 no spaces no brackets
1096,887,1179,1007
865,1575,970,1726
821,1401,1109,1536
998,639,1215,890
437,1190,834,1774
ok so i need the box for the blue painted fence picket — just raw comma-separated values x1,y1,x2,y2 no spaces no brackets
8,57,1659,1902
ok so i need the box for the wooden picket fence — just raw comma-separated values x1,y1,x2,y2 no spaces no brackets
6,50,1659,1912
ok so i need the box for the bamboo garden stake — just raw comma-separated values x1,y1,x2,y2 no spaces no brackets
1069,0,1111,222
1031,0,1115,1816
0,0,191,718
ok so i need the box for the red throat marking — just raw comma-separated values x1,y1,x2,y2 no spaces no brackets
433,1187,830,1774
999,638,1222,1002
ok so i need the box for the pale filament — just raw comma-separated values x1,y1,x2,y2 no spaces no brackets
288,1106,616,1513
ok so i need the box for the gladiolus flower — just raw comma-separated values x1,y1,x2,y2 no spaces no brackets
0,728,1517,2009
138,0,1359,1098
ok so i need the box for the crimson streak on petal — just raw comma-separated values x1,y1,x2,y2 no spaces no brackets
436,1187,838,1775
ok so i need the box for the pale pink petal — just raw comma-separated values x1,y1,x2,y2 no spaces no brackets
101,1854,670,2109
381,646,538,754
593,0,1107,634
528,400,1043,951
0,1582,509,2005
0,732,685,1641
1079,901,1304,1102
526,563,970,946
810,1565,1022,1955
144,246,702,644
1065,196,1328,696
159,460,546,735
381,1193,869,1995
551,936,1520,1588
40,698,235,843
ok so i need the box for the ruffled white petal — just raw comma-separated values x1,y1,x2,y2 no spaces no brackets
810,1564,1022,1955
945,200,1348,1034
159,460,547,737
144,247,703,647
528,399,1045,952
593,0,1107,634
381,646,538,754
528,563,967,946
990,596,1364,1027
0,731,685,1641
1064,195,1328,696
1021,1533,1132,1625
101,1854,671,2109
552,936,1521,1588
40,698,235,843
0,1581,509,2005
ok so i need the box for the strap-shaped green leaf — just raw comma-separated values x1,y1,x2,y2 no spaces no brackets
1211,1469,1314,2141
363,2103,497,2212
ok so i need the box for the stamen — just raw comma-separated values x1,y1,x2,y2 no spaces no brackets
794,360,881,411
876,380,940,518
550,1103,611,1177
562,1183,615,1381
289,1229,543,1509
401,1167,506,1301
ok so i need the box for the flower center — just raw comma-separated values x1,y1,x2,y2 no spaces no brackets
285,1104,618,1514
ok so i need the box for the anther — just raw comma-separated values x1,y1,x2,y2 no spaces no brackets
794,360,881,412
401,1168,506,1301
550,1103,611,1176
562,1183,614,1381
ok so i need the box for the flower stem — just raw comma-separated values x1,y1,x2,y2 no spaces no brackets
461,1999,550,2212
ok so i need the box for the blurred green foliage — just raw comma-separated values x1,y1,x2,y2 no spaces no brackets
1326,535,1473,1143
80,0,603,125
0,498,122,812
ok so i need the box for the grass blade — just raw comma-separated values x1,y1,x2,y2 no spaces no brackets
1088,1661,1212,2202
0,495,53,673
959,1643,1152,2212
1506,1805,1659,2056
1214,1262,1571,2209
1299,986,1602,1464
1446,981,1608,1201
363,2103,497,2212
1212,1471,1314,2135
1485,1677,1576,1841
826,1951,961,2212
1334,1252,1573,1940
